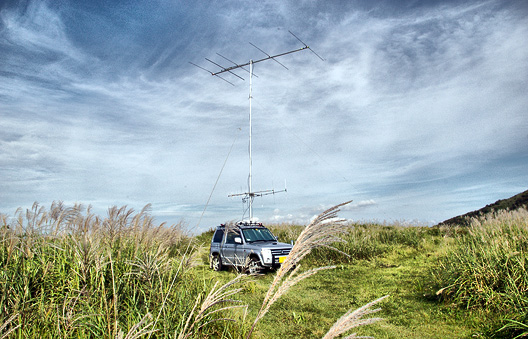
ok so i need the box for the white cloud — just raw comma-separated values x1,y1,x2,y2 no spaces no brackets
1,0,527,232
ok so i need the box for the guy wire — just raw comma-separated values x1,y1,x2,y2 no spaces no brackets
195,128,241,230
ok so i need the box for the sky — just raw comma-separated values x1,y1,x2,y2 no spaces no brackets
1,0,527,234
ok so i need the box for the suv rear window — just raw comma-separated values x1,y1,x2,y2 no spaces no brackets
225,229,240,244
212,229,224,243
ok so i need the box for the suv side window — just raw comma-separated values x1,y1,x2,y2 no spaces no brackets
212,229,224,243
225,230,240,244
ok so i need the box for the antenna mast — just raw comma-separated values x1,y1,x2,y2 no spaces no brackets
249,60,254,219
191,31,322,222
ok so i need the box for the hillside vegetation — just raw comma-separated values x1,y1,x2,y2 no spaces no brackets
1,200,527,338
440,189,528,226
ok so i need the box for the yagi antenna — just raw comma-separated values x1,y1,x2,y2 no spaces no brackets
190,31,323,81
191,31,323,221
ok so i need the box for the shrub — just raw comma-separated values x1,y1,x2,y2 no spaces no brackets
435,208,528,337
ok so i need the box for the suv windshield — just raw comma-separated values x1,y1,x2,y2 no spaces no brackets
242,228,276,243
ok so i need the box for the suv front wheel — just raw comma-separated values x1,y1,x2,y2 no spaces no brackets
245,257,263,275
211,254,223,271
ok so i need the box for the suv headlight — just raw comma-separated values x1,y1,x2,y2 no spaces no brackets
261,248,272,264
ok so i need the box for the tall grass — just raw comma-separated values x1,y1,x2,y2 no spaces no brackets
1,201,390,338
0,202,244,338
435,208,528,338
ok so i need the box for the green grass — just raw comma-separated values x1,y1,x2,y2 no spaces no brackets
196,227,483,339
2,202,527,338
434,209,528,338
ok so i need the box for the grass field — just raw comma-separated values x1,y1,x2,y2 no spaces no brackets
1,202,527,338
194,223,485,339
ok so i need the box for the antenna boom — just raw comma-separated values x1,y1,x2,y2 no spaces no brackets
211,45,308,76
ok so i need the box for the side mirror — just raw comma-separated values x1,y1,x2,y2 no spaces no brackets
234,237,242,244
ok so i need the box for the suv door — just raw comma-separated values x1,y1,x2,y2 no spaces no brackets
210,228,223,253
222,229,243,266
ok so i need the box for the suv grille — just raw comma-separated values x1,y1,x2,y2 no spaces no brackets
271,249,291,256
271,248,291,264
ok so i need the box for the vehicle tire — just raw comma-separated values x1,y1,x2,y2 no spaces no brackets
211,254,223,271
245,257,263,275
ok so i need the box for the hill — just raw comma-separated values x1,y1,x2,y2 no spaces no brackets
439,189,528,226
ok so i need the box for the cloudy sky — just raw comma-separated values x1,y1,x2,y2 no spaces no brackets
1,0,527,233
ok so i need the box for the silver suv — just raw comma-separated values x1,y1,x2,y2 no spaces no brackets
209,221,293,274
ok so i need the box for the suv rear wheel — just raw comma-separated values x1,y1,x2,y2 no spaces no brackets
246,257,263,275
211,254,222,271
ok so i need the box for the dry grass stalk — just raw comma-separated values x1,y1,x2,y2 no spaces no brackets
57,286,90,334
247,201,353,338
0,313,20,339
126,244,170,289
322,295,389,339
71,233,102,285
11,202,47,259
0,214,18,264
150,237,195,337
107,249,119,337
104,206,135,247
115,313,157,339
178,275,247,339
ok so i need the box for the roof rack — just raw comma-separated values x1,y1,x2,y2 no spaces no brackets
235,220,264,227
